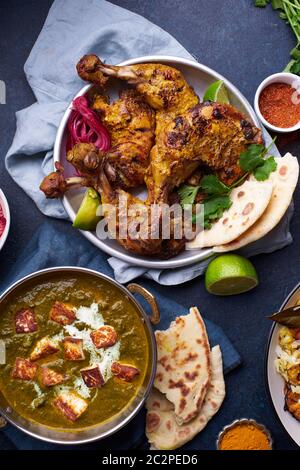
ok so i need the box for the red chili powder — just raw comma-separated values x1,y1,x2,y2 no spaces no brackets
259,82,300,128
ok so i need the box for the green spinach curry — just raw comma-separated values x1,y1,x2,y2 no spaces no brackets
0,272,149,430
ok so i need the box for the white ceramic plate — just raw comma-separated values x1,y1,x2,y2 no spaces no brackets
266,283,300,447
54,55,261,269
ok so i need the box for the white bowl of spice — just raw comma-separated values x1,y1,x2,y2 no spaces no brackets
254,72,300,133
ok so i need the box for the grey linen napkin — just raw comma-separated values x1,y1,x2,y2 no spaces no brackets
5,0,293,285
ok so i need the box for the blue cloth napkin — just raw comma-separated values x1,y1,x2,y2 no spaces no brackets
0,222,241,450
5,0,294,285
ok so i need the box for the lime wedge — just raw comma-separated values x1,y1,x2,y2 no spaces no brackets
203,80,230,104
73,188,101,231
205,254,258,296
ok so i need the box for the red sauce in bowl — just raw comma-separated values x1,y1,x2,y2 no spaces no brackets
0,203,6,238
259,82,300,128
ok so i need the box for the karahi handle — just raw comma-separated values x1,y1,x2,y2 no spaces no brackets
127,283,160,325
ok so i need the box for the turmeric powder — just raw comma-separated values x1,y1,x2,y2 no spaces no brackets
219,422,271,450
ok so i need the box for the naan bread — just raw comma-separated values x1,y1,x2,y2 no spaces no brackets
186,179,273,249
214,154,299,252
146,345,225,450
154,307,211,425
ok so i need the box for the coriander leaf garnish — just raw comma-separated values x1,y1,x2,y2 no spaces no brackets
177,184,200,206
199,175,230,195
239,140,277,181
253,156,277,180
203,195,232,229
239,144,266,172
178,139,277,230
192,195,232,230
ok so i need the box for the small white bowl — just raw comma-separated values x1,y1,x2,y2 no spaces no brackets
254,72,300,133
0,189,10,251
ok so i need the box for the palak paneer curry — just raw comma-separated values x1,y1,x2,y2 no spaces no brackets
0,272,150,430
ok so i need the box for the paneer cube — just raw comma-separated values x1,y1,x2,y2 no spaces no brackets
80,365,104,388
11,357,38,380
41,367,67,387
90,325,117,349
53,391,88,421
50,301,75,325
15,307,38,334
111,362,140,382
63,337,85,361
30,336,59,361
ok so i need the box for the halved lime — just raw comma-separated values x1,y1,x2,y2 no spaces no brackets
205,254,258,296
203,80,230,104
73,187,102,231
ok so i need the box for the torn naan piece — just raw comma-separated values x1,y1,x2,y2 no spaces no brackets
186,179,273,249
146,345,225,450
154,307,211,425
214,154,299,252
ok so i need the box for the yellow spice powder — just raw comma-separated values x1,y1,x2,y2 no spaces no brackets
219,423,271,450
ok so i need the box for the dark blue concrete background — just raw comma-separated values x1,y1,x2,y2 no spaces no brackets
0,0,299,450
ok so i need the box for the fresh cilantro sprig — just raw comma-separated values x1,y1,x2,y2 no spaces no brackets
178,140,277,229
198,175,230,195
180,175,233,230
192,195,233,230
255,0,300,75
177,185,201,206
239,138,277,181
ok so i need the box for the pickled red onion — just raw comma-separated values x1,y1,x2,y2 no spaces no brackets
66,95,110,152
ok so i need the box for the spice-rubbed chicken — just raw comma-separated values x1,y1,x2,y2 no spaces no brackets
77,54,199,124
97,166,187,258
41,147,187,258
285,385,300,422
77,55,262,203
91,88,155,188
40,56,263,259
148,101,263,202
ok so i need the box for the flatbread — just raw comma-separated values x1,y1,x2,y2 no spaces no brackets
214,154,299,252
186,179,273,249
146,345,225,450
154,307,211,425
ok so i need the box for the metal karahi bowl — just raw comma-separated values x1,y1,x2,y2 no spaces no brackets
0,266,160,445
54,55,262,269
216,418,273,450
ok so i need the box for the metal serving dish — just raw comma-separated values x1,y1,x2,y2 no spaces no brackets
216,418,273,450
54,55,261,269
0,266,160,445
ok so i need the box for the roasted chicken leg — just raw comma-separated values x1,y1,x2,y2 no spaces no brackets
41,56,263,259
77,55,262,204
91,88,155,188
148,101,263,202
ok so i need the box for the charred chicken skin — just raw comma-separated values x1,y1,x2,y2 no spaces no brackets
41,146,186,258
98,167,186,258
40,55,263,259
285,384,300,422
91,88,155,188
148,102,262,202
77,55,262,203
